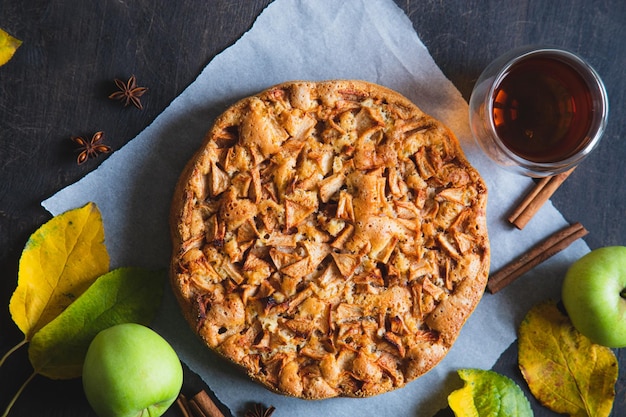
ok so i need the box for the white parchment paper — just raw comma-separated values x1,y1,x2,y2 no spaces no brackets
42,0,590,415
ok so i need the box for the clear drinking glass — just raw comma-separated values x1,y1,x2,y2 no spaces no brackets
469,46,609,177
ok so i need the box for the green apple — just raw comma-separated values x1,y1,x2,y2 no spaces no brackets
562,246,626,348
82,323,183,417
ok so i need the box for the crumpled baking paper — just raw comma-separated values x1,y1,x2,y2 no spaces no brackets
42,0,590,415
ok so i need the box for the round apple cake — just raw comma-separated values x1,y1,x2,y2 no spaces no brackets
169,80,489,399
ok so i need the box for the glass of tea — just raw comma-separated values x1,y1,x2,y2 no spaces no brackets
469,46,608,177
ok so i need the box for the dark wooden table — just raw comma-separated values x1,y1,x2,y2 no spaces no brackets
1,1,624,416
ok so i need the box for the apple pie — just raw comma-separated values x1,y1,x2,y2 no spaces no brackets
169,80,489,399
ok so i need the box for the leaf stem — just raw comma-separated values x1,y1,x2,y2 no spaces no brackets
0,339,27,368
1,371,36,417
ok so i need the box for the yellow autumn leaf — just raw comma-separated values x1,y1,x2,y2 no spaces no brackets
518,300,618,417
0,28,22,67
9,202,110,340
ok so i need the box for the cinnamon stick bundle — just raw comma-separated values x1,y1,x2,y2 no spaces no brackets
508,167,576,230
177,391,225,417
487,222,588,294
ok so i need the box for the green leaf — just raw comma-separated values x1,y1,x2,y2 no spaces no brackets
0,28,21,67
448,368,533,417
9,202,109,340
518,301,618,417
28,267,165,379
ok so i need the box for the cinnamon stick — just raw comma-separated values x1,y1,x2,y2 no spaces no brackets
188,390,225,417
176,394,193,417
508,167,576,230
487,222,588,294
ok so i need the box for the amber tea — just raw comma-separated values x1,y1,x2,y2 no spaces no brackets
491,56,593,163
469,47,608,177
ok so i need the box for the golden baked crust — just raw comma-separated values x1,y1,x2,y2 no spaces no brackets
170,80,489,399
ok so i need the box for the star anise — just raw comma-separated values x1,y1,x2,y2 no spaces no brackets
108,74,148,110
244,404,276,417
71,131,111,165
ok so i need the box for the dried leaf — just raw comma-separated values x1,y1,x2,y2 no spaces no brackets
518,301,618,417
9,202,109,340
448,368,533,417
28,267,165,379
0,28,22,66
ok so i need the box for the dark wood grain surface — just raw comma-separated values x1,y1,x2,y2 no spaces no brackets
1,1,624,416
